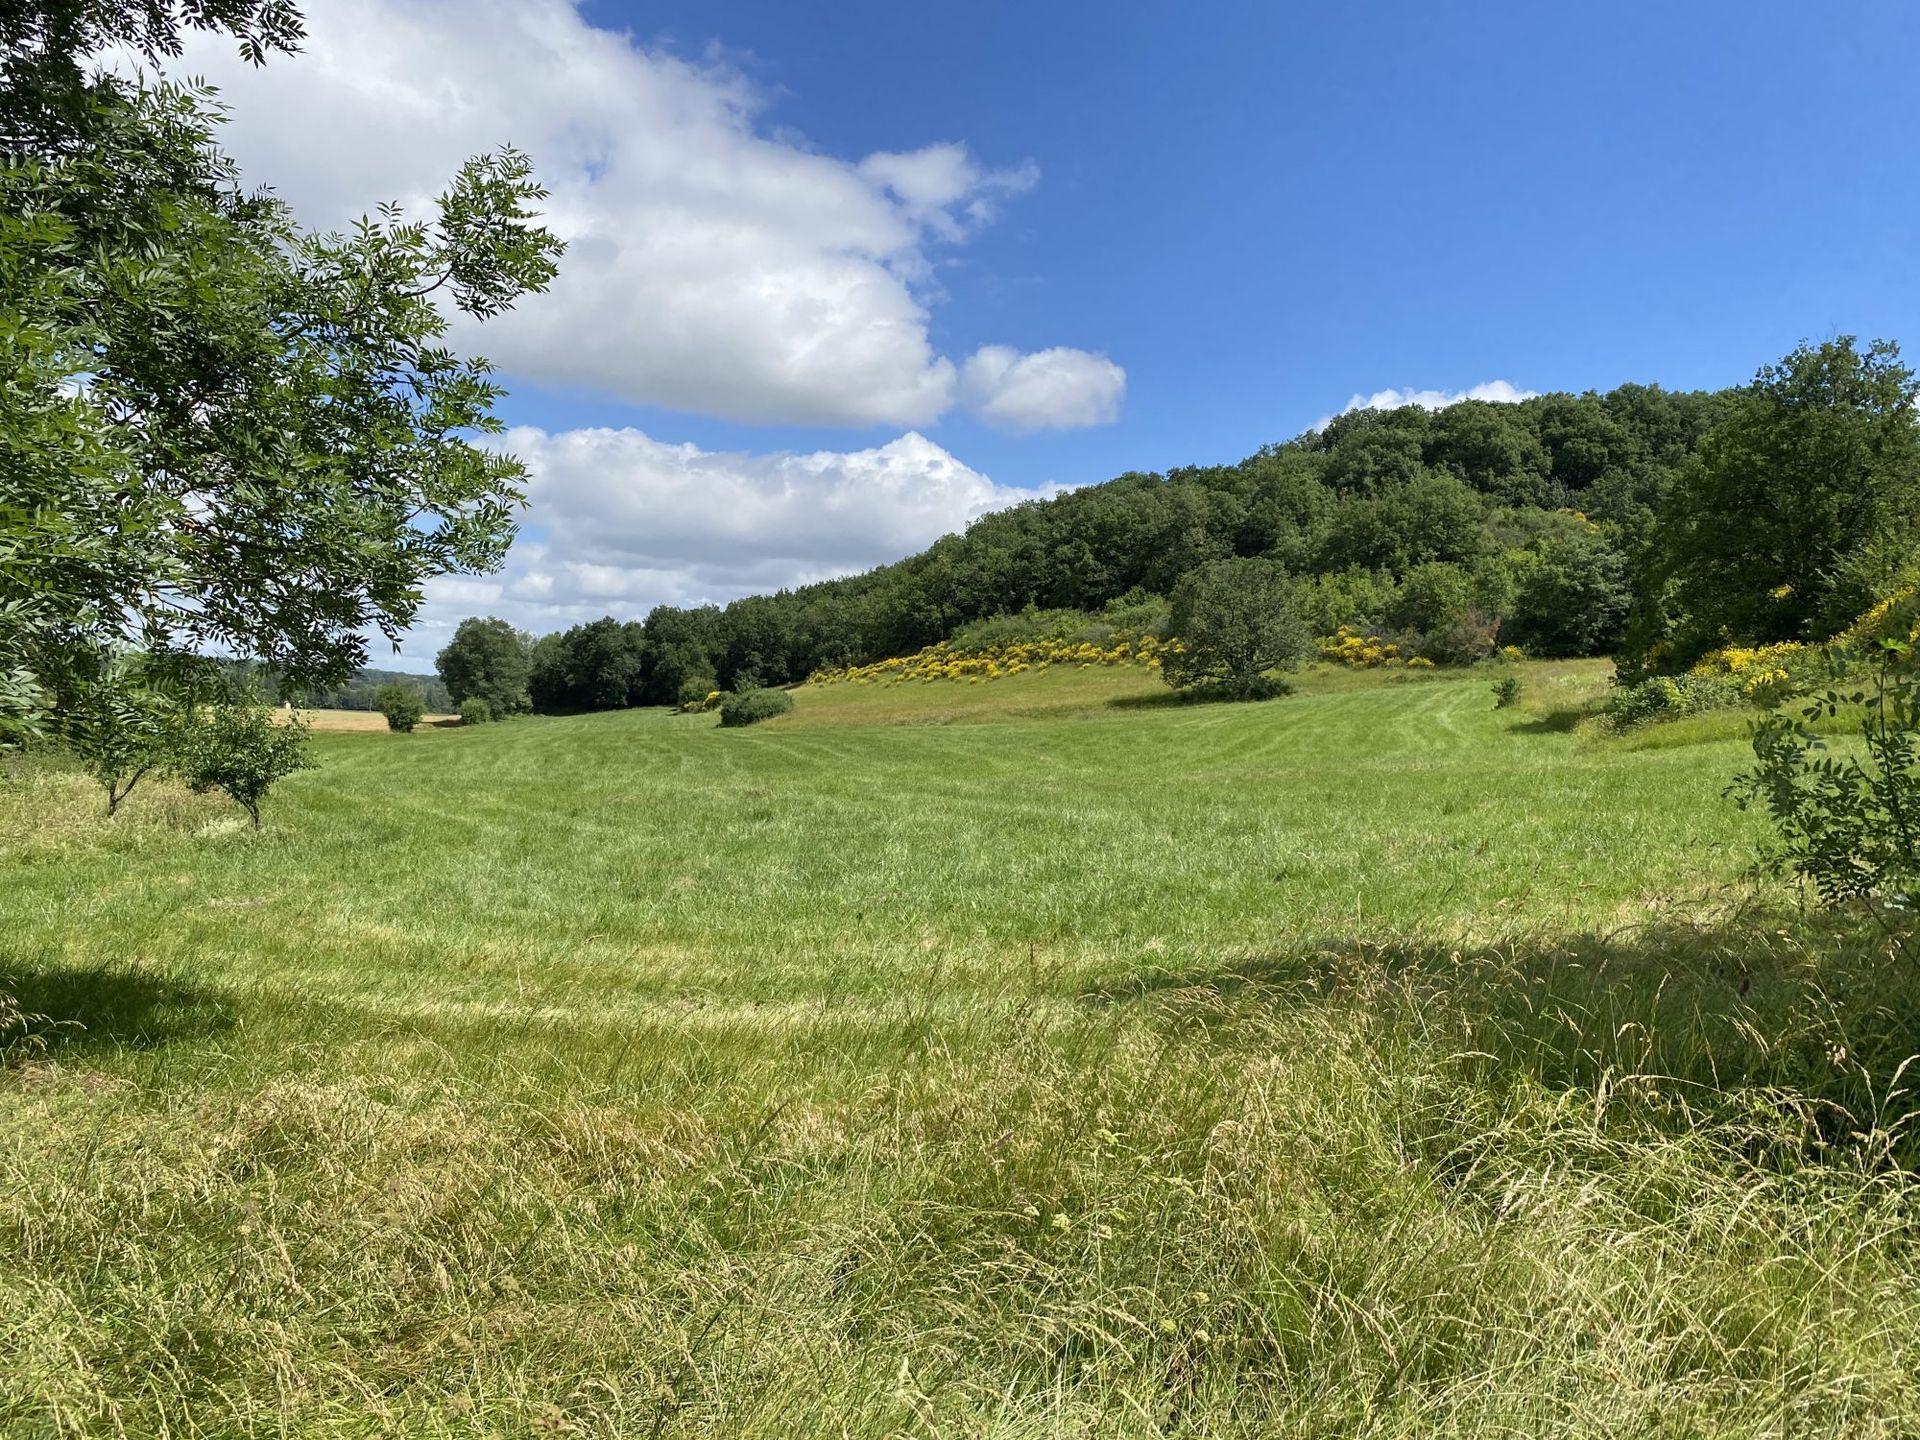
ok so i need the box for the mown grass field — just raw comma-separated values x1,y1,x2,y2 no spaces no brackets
4,662,1919,1437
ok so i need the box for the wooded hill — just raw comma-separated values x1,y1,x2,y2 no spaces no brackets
514,339,1919,712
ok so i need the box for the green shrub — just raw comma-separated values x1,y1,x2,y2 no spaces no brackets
717,687,794,727
677,675,721,712
1388,563,1500,665
1604,673,1743,731
375,683,426,733
1417,608,1501,665
948,596,1172,656
949,606,1085,652
1732,601,1920,905
458,698,493,726
176,697,312,829
1293,567,1398,637
1492,675,1522,709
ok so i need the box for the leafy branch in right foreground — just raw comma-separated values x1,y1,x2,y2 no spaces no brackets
1731,591,1920,908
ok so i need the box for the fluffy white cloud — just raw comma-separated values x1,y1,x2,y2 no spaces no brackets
381,428,1055,665
167,0,1118,429
859,144,1039,243
1313,379,1538,432
961,345,1128,431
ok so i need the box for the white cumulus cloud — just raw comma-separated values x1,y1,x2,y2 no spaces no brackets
1313,379,1538,432
164,0,1118,430
961,345,1128,431
383,428,1056,664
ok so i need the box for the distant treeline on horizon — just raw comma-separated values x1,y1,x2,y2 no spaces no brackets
217,660,455,714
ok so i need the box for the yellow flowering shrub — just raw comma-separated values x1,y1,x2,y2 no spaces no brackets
1846,586,1920,650
807,632,1181,687
1691,641,1809,702
1319,626,1409,669
1682,588,1920,708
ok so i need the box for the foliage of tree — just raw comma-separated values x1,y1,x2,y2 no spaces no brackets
1162,557,1310,700
1628,339,1920,676
175,691,310,828
529,617,648,711
435,617,531,716
62,654,182,814
1732,602,1920,906
1,0,561,745
458,698,492,726
1501,522,1633,658
375,683,425,733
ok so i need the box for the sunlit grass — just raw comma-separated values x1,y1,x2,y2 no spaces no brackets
4,662,1918,1436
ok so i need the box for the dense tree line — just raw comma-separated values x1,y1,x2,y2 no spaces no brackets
449,339,1919,714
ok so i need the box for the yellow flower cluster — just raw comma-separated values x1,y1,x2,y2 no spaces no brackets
810,633,1179,686
1692,640,1809,700
1847,586,1920,648
1321,626,1431,669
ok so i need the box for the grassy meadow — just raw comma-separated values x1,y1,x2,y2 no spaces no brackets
4,661,1920,1437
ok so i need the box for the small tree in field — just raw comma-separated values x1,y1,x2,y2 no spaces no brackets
1162,557,1311,700
62,660,183,815
177,697,312,830
376,684,426,733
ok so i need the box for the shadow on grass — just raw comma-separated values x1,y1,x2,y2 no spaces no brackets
1,961,235,1059
1085,906,1920,1159
1506,705,1595,735
1105,684,1293,712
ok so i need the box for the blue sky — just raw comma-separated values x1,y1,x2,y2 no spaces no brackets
178,0,1920,664
559,0,1920,482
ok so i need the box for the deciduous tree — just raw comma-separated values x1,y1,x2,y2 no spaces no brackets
1635,338,1920,673
436,617,533,716
1162,557,1309,700
1,1,562,740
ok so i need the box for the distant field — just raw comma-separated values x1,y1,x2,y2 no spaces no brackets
4,662,1917,1436
280,706,461,732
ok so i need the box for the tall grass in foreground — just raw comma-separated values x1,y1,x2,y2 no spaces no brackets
4,666,1919,1435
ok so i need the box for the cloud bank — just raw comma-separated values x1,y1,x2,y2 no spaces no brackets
387,428,1056,664
173,0,1124,431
